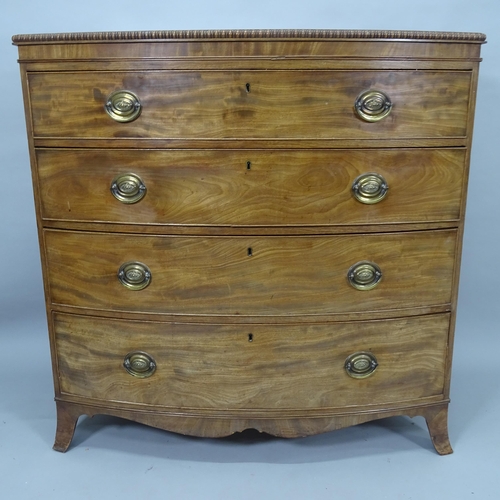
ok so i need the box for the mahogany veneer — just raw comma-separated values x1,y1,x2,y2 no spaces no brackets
13,29,485,454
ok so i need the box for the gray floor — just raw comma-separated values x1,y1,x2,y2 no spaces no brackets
1,312,499,499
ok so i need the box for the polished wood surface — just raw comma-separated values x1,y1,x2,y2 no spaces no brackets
52,398,452,453
54,312,449,409
29,70,470,139
37,148,465,226
44,229,456,316
13,30,484,454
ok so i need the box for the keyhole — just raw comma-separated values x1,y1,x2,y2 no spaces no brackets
247,247,253,257
245,83,251,93
246,161,251,170
248,333,253,342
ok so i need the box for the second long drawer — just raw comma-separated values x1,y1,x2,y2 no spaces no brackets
45,229,456,316
37,148,466,227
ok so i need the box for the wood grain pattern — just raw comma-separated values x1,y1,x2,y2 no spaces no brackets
36,148,465,227
14,30,484,454
17,41,483,65
22,59,480,75
44,229,456,316
28,70,471,139
54,312,449,410
32,137,471,150
52,398,451,453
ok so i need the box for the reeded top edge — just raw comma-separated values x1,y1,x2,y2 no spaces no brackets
12,29,487,45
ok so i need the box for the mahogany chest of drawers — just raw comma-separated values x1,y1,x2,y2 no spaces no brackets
13,29,485,453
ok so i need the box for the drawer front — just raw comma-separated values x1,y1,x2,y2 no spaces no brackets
29,70,470,139
54,312,449,409
37,148,465,226
45,229,456,316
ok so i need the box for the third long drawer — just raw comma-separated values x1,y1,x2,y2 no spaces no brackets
44,229,457,317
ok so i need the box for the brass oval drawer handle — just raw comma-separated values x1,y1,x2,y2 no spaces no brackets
118,261,151,290
123,351,156,378
352,172,388,204
105,90,142,122
345,352,378,379
354,89,392,122
347,261,382,290
110,173,147,204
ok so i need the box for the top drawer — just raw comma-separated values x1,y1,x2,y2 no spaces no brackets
28,70,471,140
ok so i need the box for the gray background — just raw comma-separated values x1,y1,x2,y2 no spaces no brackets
1,1,498,498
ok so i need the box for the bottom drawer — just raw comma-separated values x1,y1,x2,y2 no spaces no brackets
54,313,449,410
